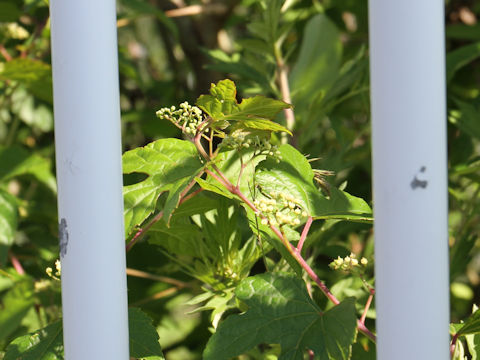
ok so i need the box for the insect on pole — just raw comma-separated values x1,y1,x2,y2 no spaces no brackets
369,1,449,359
49,0,129,358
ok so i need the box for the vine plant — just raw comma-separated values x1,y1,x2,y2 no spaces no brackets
123,79,375,359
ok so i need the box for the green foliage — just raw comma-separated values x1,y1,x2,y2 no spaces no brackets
4,320,63,360
2,1,480,359
203,273,357,360
0,189,17,263
3,308,165,360
255,144,372,221
197,79,291,134
0,59,52,103
122,138,204,234
129,308,165,359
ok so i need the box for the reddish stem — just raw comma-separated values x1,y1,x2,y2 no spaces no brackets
361,292,374,324
208,165,377,342
126,210,164,252
308,349,314,360
297,216,313,253
357,320,376,342
9,252,25,275
0,45,12,61
125,171,204,252
450,333,459,358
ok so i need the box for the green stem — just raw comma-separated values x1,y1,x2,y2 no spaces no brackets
274,44,295,144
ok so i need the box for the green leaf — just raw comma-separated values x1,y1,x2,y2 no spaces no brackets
0,146,56,192
4,320,63,360
196,79,239,120
122,138,203,235
0,1,21,22
0,189,17,265
157,294,201,348
457,308,480,337
195,176,234,199
0,278,35,342
167,191,220,218
129,308,165,359
449,99,480,140
467,332,480,360
290,14,342,122
120,0,178,39
149,216,205,257
196,79,291,134
446,42,480,82
255,145,372,222
4,308,164,360
0,59,53,103
223,96,291,129
447,24,480,40
204,50,274,94
203,273,357,360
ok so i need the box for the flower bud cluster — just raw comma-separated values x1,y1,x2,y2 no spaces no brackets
156,102,203,135
329,253,368,271
221,135,282,161
46,259,61,281
254,191,308,228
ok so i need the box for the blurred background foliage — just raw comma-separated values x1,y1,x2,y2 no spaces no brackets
0,0,479,358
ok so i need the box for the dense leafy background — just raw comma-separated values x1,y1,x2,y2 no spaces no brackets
0,0,479,359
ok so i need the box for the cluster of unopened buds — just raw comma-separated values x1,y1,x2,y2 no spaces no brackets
221,135,282,161
329,253,368,272
46,259,61,281
254,191,308,227
156,102,204,135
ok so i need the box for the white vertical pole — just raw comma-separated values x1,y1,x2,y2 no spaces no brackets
49,1,129,359
369,1,449,359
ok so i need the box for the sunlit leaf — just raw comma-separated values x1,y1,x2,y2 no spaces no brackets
4,320,63,360
0,146,56,192
0,59,53,103
204,273,357,360
255,145,373,222
122,138,204,235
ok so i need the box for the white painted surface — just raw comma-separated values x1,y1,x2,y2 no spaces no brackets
369,1,449,359
50,0,129,358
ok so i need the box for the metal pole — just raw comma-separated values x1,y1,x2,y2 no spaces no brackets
369,1,449,359
49,1,129,359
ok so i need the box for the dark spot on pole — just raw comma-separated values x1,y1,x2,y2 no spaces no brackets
59,218,69,258
411,166,428,190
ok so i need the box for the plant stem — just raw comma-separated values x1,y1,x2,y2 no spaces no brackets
126,210,164,252
0,44,12,61
130,287,179,306
126,267,189,288
274,46,295,143
9,252,25,275
297,216,313,253
357,320,376,343
203,147,377,343
126,172,203,252
450,333,459,358
360,292,374,324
